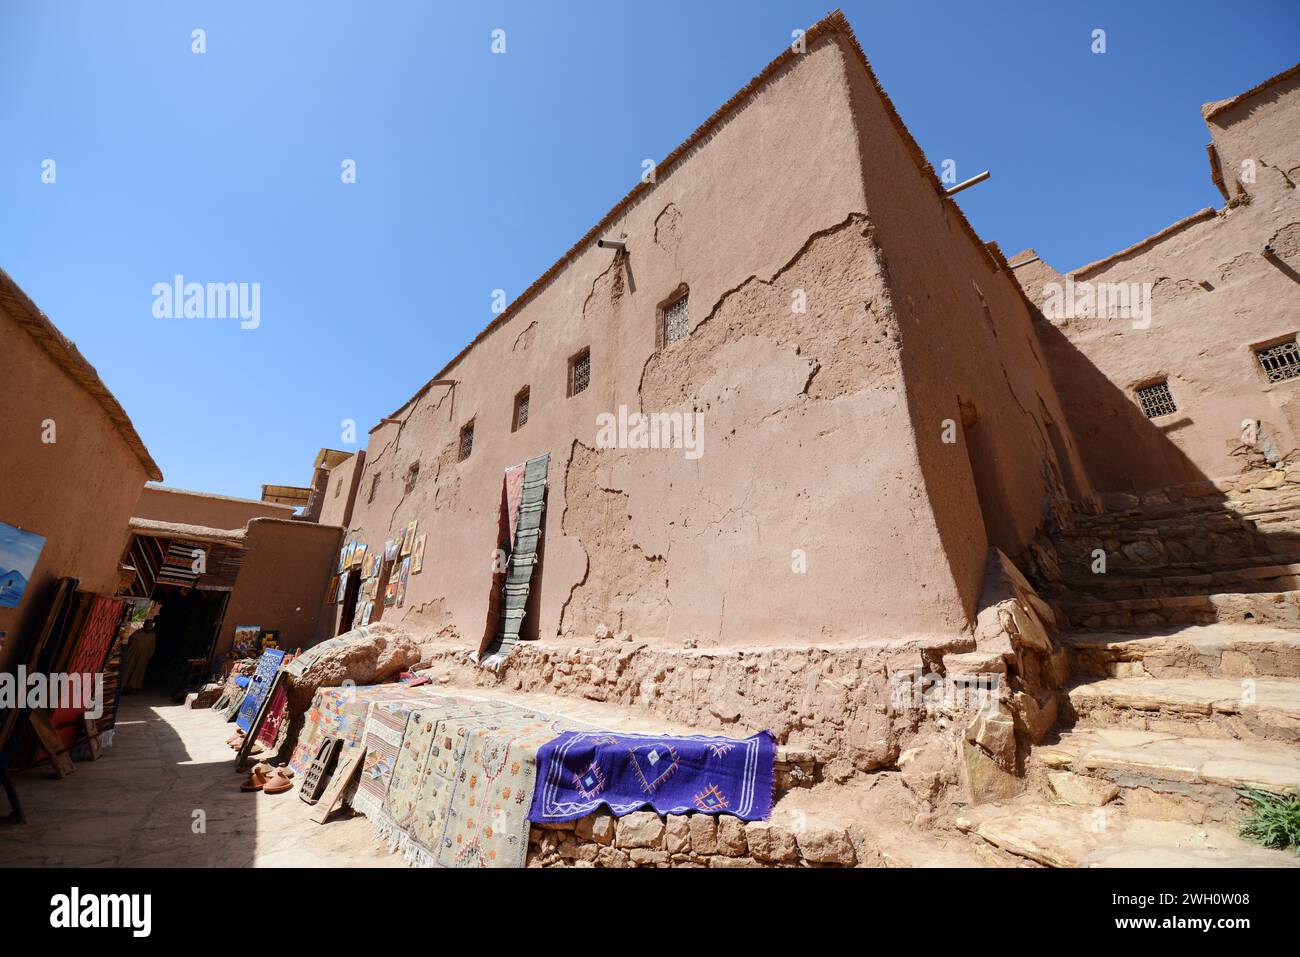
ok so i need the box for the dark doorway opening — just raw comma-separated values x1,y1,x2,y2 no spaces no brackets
336,572,361,636
146,588,229,695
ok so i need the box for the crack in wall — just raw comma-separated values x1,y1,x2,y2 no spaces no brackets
634,211,883,412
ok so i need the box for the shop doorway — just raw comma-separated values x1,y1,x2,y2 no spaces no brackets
145,588,230,695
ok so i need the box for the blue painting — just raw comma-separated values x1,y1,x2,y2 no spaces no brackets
0,521,46,609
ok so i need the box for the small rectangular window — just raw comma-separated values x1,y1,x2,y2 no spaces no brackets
368,472,381,503
661,292,689,347
458,421,475,461
512,388,530,432
568,348,590,397
1256,339,1300,383
1136,380,1177,418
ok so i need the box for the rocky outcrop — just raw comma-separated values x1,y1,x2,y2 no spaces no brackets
955,548,1073,803
284,623,421,715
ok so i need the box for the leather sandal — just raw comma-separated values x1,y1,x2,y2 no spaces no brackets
263,769,294,795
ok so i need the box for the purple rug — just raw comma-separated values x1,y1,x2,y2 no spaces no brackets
529,730,776,822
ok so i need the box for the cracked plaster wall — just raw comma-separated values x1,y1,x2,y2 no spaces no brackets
332,31,1093,651
336,36,972,649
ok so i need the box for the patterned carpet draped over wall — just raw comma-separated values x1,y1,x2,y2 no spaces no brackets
291,683,776,869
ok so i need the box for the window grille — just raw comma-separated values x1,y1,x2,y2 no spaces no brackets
458,421,474,461
570,349,590,396
513,389,530,431
1136,381,1177,418
1256,339,1300,383
663,294,689,346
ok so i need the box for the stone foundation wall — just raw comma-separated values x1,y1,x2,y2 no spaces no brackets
419,635,970,778
525,810,857,868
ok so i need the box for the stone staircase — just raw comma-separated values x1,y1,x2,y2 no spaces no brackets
1053,479,1300,630
957,622,1300,866
958,476,1300,867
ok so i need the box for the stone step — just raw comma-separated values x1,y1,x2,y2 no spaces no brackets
1053,526,1269,573
955,801,1300,867
1096,472,1300,505
1089,480,1300,523
1034,727,1300,825
1074,497,1300,531
1061,562,1300,601
1062,675,1300,742
1068,552,1300,581
1063,624,1300,679
1053,492,1300,572
1063,590,1300,630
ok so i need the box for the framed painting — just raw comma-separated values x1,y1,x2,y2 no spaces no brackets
0,522,46,610
400,521,418,557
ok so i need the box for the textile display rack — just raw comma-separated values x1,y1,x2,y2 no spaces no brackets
0,579,127,823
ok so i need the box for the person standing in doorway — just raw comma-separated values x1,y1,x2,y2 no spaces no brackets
121,619,158,693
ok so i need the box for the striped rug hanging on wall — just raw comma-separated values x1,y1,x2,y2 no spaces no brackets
155,539,203,589
125,536,166,598
479,452,550,670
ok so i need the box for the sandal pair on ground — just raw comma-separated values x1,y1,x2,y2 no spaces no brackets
240,762,295,794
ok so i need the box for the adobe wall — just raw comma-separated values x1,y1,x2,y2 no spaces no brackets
317,452,363,529
1013,75,1300,494
339,34,969,651
1206,67,1300,200
837,37,1095,615
133,484,296,531
216,518,341,659
0,312,150,671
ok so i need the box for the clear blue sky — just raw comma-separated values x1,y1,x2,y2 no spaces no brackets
3,1,1297,500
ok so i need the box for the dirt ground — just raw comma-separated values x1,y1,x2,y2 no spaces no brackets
0,695,399,867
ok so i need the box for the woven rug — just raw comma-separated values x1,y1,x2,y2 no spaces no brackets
156,540,203,588
51,595,124,747
377,702,512,828
255,682,289,749
289,683,439,774
427,711,581,868
371,702,553,868
345,696,467,828
529,730,777,823
478,453,549,669
349,698,424,822
124,536,165,598
234,648,285,733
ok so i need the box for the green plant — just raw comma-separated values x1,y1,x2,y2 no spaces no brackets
1236,788,1300,853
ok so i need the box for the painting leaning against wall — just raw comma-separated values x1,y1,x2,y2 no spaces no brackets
0,521,47,610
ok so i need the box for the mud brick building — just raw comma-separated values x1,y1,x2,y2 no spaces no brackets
325,13,1094,656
